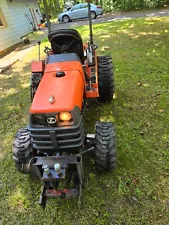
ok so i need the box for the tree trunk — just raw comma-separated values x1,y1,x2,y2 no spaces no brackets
139,0,144,8
43,0,51,32
100,0,103,6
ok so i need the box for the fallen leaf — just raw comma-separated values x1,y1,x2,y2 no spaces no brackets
137,82,142,86
142,83,150,87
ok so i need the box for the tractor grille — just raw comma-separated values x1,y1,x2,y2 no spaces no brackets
28,116,85,153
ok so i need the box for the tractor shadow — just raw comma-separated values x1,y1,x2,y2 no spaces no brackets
84,98,116,132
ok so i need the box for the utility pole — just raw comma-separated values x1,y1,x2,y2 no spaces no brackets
43,0,51,32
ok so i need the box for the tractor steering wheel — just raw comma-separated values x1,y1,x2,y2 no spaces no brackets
52,38,76,54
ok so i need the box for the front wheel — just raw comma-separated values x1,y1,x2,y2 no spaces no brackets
62,15,70,23
13,127,33,174
95,122,116,172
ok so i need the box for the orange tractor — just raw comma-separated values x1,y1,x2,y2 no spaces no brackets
12,2,116,208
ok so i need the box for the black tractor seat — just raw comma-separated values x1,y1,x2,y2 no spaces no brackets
48,29,85,63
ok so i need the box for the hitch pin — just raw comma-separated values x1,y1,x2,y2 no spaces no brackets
54,163,61,174
44,165,51,176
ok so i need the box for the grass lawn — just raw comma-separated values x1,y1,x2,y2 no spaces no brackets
23,30,47,42
0,16,169,225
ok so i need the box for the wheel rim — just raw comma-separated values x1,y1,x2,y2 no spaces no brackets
63,16,69,23
91,12,96,19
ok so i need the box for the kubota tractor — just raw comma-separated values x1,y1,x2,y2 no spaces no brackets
12,2,116,208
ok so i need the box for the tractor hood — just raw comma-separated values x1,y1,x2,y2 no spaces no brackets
30,62,85,114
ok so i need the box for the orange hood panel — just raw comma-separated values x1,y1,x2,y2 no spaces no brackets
30,62,85,114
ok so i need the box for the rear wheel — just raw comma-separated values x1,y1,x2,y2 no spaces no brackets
91,11,96,19
97,56,115,101
62,15,70,23
95,122,116,172
13,127,33,174
30,72,43,101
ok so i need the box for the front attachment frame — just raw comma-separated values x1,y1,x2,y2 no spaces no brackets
31,154,84,209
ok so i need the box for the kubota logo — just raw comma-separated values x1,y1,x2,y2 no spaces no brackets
47,117,56,124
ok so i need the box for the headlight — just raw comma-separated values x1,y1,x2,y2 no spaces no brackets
31,114,46,125
31,112,73,127
59,112,72,121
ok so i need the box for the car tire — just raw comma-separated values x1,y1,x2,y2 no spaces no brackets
62,15,70,23
91,11,96,19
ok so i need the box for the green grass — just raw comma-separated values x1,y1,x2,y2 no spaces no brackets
1,16,169,225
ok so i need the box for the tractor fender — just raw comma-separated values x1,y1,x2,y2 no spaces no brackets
31,61,45,73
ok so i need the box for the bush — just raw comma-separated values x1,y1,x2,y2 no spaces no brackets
102,0,168,12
